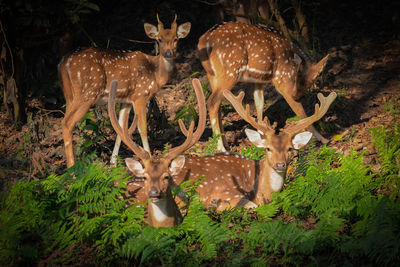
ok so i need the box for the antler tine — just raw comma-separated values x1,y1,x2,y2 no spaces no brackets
223,90,275,135
165,78,206,161
108,80,150,161
156,13,164,32
171,14,177,32
283,92,337,136
177,79,207,145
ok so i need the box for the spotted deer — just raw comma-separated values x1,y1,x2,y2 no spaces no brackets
166,90,336,211
198,21,330,151
59,15,191,167
108,79,206,227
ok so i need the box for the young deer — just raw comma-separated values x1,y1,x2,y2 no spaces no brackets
108,79,206,227
170,90,336,211
59,15,191,167
198,21,330,151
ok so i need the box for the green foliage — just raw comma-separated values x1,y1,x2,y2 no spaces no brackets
75,110,113,160
2,125,400,265
0,156,145,265
174,104,198,128
370,124,400,199
241,144,265,160
383,99,400,114
174,80,208,128
201,133,223,156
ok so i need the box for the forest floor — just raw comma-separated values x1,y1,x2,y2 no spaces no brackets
0,26,399,188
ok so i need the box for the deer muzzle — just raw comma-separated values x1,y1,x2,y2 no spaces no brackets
163,50,173,58
148,187,161,202
275,162,286,172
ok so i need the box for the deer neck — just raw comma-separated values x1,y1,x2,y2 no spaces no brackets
253,159,285,205
151,54,174,87
147,193,181,227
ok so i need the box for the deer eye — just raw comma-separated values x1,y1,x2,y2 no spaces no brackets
266,147,271,152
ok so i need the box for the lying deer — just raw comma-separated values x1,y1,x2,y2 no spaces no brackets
59,15,191,167
198,21,330,151
169,90,336,211
108,79,206,227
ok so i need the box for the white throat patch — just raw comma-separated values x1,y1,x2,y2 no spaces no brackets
270,169,284,191
163,57,174,72
150,199,168,222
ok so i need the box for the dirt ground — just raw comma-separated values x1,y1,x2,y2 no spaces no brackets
0,22,399,185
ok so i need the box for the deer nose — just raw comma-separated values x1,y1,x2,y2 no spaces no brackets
148,187,160,198
163,50,173,58
275,163,286,171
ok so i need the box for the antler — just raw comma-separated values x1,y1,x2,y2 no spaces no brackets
223,90,275,135
165,78,206,161
177,79,207,145
283,92,337,137
108,80,150,161
156,13,164,32
171,14,177,32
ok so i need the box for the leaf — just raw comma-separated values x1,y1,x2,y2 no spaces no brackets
84,2,100,12
333,134,343,141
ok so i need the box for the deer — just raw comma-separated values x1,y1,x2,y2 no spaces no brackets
59,14,191,167
197,21,330,152
167,90,337,211
108,79,206,227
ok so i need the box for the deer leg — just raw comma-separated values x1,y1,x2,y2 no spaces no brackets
62,102,92,167
253,84,264,122
208,91,227,152
133,99,150,153
207,77,237,152
280,91,329,143
110,104,131,165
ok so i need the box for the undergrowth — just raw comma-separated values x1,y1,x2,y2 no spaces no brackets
1,125,399,266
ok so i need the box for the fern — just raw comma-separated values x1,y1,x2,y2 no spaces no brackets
342,197,400,266
370,124,400,199
178,195,230,259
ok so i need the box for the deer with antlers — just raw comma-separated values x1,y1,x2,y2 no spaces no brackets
198,21,330,151
108,79,206,227
168,90,336,211
59,15,191,167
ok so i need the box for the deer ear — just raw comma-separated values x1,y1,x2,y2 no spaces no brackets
177,22,191,39
169,155,185,176
144,23,158,39
292,131,313,149
245,129,265,148
125,158,146,177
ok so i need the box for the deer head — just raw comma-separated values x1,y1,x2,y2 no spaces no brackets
223,90,337,174
144,14,191,59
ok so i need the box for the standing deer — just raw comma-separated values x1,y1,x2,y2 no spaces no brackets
59,15,191,167
126,89,336,212
198,21,330,151
108,79,206,227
